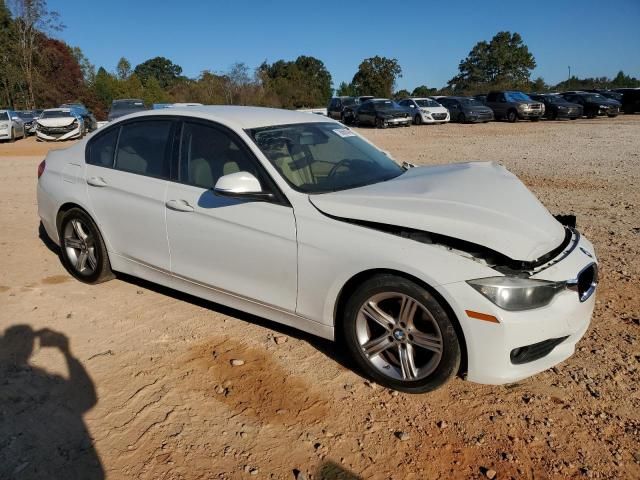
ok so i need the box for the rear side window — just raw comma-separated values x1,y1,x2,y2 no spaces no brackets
114,120,172,178
87,128,119,167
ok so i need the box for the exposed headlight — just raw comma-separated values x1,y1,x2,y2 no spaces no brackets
467,277,565,311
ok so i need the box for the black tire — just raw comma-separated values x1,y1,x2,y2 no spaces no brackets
414,114,422,125
458,113,466,123
59,208,114,284
570,117,578,120
530,117,540,122
9,128,15,142
507,110,518,123
341,274,461,393
548,111,557,120
376,117,387,129
607,113,618,118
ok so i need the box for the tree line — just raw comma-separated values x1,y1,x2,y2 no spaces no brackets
2,1,638,120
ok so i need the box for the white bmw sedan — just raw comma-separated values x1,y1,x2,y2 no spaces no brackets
37,106,597,392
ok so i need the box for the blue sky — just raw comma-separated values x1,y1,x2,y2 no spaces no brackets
48,0,640,91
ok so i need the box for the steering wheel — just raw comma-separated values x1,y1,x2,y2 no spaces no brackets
328,159,355,177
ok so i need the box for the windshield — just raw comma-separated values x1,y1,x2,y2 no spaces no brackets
460,98,484,107
372,100,397,109
249,122,404,194
112,101,145,111
547,96,568,104
505,91,532,102
17,111,34,119
41,110,73,118
0,111,9,121
584,94,605,102
342,98,356,106
416,99,440,107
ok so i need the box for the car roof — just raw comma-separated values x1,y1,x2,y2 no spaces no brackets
43,108,72,112
112,105,338,129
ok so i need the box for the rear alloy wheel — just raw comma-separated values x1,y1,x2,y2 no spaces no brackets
59,208,114,284
507,110,518,123
9,127,15,142
414,114,422,125
342,275,461,393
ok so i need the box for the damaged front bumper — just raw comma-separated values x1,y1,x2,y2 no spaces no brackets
437,232,597,385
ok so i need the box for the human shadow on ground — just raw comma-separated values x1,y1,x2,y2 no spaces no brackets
0,325,104,480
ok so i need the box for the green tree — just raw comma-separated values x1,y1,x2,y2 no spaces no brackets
411,85,437,97
71,46,95,85
393,89,411,99
116,57,131,80
351,56,402,97
9,0,63,107
133,56,182,89
448,31,536,93
336,81,357,97
530,76,548,92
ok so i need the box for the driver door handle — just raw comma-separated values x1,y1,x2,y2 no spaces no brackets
87,176,108,187
165,199,194,212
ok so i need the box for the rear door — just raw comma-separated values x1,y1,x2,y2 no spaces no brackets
164,119,298,311
85,118,175,270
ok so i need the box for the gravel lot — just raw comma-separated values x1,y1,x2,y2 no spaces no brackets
1,117,639,480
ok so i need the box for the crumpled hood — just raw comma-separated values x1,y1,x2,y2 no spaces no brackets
309,162,566,262
37,117,77,127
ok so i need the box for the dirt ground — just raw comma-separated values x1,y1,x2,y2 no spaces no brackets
1,117,638,480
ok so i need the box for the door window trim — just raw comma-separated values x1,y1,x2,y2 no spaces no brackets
173,117,291,207
85,115,179,181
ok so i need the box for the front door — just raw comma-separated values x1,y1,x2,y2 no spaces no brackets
165,120,298,311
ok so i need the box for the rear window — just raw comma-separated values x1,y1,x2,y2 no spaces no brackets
87,128,119,168
114,120,172,178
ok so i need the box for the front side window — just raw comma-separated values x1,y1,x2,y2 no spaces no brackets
0,111,9,120
250,122,404,193
114,120,172,178
180,122,261,189
87,128,119,167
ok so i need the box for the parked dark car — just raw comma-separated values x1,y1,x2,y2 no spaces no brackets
354,99,411,128
473,94,488,104
107,98,147,122
485,91,544,122
561,91,620,118
327,96,358,121
16,110,39,135
438,96,494,123
614,88,640,114
584,89,623,103
342,96,375,125
60,103,97,132
528,94,583,120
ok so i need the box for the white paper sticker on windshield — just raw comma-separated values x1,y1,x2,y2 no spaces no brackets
333,128,356,138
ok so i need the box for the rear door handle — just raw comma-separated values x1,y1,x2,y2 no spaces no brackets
87,176,107,187
165,199,194,212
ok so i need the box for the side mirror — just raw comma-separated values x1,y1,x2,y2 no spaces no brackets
214,171,273,201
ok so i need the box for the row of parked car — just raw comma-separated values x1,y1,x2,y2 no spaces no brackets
327,88,640,128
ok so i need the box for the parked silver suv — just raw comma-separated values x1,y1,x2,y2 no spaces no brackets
485,91,544,122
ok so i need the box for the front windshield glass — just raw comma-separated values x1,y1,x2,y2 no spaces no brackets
112,101,145,111
505,91,532,102
584,94,604,102
0,111,9,120
342,98,356,106
547,96,568,104
460,98,484,107
41,110,72,118
416,99,440,107
372,100,397,109
249,122,404,194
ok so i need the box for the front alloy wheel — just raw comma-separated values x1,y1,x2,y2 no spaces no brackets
343,275,461,392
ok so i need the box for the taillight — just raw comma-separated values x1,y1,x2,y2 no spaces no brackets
37,159,46,179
